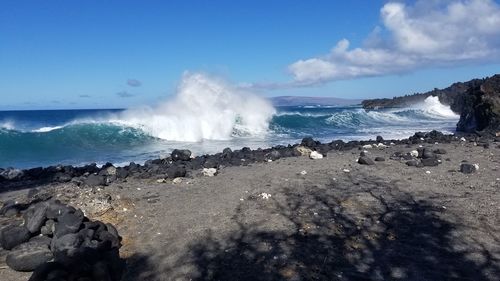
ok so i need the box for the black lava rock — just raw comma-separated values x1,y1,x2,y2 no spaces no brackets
376,136,384,142
460,163,478,174
374,157,385,162
171,149,192,161
358,156,375,165
166,165,187,178
24,203,48,233
421,158,439,167
0,225,31,250
54,210,84,237
84,174,106,186
406,160,419,167
6,241,53,272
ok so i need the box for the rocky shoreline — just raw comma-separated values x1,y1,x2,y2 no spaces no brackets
1,130,495,191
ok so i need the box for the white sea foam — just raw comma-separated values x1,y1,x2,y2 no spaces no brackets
111,73,276,142
32,126,64,133
414,96,459,119
0,120,15,130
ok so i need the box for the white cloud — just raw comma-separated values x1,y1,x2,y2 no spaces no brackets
288,0,500,84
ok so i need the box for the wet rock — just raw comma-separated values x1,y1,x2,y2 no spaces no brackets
24,203,48,233
0,225,31,250
376,136,384,142
6,241,53,272
358,156,375,165
171,149,191,161
460,163,479,174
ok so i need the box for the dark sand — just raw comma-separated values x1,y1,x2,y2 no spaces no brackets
1,140,499,280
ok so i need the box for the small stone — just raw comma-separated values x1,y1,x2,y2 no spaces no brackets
343,169,350,173
374,157,385,162
362,144,372,149
260,193,272,200
172,177,183,184
309,151,323,159
410,150,419,157
300,170,307,175
202,168,217,177
156,178,166,183
358,156,375,165
460,163,479,174
171,149,192,161
425,171,431,174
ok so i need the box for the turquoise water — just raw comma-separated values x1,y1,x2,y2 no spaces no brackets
0,104,458,169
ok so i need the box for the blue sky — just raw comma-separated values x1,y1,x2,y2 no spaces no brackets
1,0,499,110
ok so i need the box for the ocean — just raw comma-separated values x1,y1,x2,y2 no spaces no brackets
0,97,459,169
0,74,459,169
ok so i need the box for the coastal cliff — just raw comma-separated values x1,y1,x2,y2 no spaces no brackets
362,74,500,133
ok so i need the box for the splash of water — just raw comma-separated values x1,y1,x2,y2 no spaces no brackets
113,73,276,142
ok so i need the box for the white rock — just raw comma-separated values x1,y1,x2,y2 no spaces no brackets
460,137,466,142
425,171,431,174
376,143,386,148
343,169,350,173
156,179,166,183
172,177,183,184
309,151,323,159
473,164,479,171
260,193,272,200
410,150,419,157
362,144,373,149
202,168,217,177
300,170,307,175
390,142,395,146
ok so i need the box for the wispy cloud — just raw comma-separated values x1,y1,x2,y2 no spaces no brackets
286,0,500,85
116,91,135,98
127,79,142,87
79,94,91,98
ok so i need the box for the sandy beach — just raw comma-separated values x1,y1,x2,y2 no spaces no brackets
1,136,499,280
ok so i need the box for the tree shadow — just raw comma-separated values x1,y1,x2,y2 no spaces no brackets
163,174,500,281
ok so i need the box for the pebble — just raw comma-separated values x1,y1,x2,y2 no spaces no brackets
309,151,323,159
343,169,350,173
300,170,307,175
260,193,272,200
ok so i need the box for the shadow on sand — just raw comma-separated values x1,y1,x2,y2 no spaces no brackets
123,174,500,281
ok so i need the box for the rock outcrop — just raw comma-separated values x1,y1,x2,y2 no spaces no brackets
362,74,500,133
456,75,500,133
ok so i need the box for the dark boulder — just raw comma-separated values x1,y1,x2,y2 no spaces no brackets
54,210,84,237
301,137,317,148
358,156,375,165
374,157,385,162
0,225,31,250
46,201,75,220
166,165,187,178
6,241,53,272
24,203,48,233
171,149,192,161
376,136,384,143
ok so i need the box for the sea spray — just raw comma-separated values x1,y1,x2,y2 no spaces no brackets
114,73,276,142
